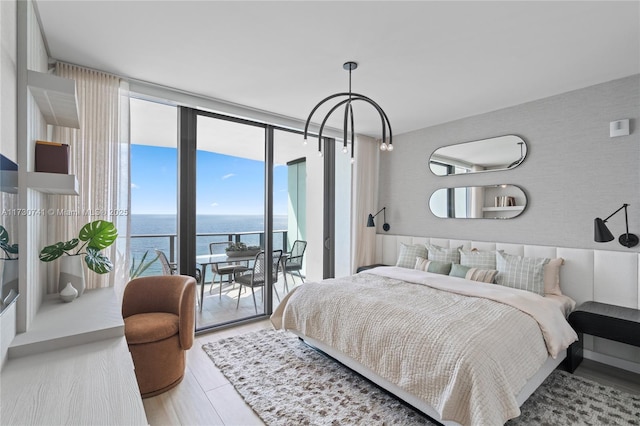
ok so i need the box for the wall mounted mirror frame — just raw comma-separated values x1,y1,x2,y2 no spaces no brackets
429,184,527,219
429,135,527,176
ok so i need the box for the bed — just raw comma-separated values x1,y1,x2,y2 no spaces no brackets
271,255,579,425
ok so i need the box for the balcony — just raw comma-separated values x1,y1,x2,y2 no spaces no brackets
130,229,303,330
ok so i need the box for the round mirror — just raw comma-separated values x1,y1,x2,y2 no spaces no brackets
429,185,527,219
429,135,527,176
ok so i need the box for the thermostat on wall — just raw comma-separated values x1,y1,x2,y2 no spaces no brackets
610,119,630,138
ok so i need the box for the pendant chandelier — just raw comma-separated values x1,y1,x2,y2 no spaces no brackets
303,61,393,163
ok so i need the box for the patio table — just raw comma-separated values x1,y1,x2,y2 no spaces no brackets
195,252,288,311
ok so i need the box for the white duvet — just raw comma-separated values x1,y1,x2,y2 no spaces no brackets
271,266,578,426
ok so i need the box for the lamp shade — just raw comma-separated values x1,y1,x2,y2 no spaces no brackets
366,214,375,227
594,218,614,243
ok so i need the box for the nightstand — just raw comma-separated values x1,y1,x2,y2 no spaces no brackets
356,264,388,273
566,301,640,373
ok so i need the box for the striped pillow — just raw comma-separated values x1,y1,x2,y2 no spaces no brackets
466,268,498,284
459,249,497,270
426,244,462,264
449,264,498,283
396,243,428,269
414,257,452,275
495,252,549,295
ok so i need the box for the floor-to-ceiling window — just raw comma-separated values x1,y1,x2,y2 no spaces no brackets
128,91,352,332
129,98,178,277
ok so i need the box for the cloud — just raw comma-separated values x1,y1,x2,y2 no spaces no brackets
131,183,139,189
211,202,219,207
221,173,236,180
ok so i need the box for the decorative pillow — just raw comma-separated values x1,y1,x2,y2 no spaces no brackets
414,257,452,275
449,263,471,278
396,243,428,269
544,258,564,296
459,248,497,270
426,244,462,264
495,252,549,295
465,268,498,284
449,264,497,283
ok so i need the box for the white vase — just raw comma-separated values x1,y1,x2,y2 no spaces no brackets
58,255,86,296
60,282,78,303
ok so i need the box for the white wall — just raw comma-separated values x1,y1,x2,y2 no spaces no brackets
378,75,640,253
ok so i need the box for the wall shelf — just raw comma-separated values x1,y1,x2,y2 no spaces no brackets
26,172,79,195
482,206,525,212
27,70,80,129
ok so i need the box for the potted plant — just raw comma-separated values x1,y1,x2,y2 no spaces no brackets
0,225,18,260
225,242,261,257
129,250,159,279
39,220,118,296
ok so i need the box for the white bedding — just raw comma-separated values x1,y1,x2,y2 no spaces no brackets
271,267,577,426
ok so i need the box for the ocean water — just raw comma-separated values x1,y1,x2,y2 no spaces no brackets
130,214,289,277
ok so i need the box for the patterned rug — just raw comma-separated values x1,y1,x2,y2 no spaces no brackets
202,329,640,426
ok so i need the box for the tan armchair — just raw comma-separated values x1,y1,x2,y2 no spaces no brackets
122,275,196,398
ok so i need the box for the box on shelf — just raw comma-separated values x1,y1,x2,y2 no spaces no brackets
35,140,70,174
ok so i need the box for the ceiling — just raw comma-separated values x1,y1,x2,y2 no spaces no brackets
35,1,639,139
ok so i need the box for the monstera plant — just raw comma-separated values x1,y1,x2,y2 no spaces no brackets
39,220,118,274
0,225,18,260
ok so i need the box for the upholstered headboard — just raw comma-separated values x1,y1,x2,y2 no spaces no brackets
374,234,640,372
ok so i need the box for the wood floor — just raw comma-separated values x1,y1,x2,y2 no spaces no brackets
143,320,640,426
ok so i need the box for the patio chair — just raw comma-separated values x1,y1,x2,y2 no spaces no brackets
284,240,307,291
155,248,201,307
234,250,283,314
155,249,177,276
208,241,250,298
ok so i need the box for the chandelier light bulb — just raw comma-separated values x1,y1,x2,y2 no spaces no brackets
380,143,388,151
342,146,348,154
303,139,308,146
350,157,355,164
387,144,394,152
318,151,323,157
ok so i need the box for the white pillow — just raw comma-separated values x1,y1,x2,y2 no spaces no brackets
543,258,564,296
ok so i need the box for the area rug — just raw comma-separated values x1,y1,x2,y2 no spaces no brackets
202,329,640,426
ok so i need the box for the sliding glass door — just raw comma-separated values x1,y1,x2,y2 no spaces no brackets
173,106,350,332
193,113,268,328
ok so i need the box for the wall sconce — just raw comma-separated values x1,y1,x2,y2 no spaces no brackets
367,207,390,232
594,203,639,248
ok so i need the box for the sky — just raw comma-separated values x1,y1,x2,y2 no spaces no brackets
130,144,289,215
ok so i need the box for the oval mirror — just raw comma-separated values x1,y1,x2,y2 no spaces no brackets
429,185,527,219
429,135,527,176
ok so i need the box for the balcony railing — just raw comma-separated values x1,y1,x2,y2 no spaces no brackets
130,230,289,278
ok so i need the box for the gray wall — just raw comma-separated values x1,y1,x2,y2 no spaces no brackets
378,75,640,252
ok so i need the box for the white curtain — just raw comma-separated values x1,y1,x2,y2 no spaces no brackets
350,135,380,273
47,62,130,295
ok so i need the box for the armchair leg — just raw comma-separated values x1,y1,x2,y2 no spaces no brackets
218,275,223,299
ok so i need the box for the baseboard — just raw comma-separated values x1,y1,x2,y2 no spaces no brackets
584,349,640,375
